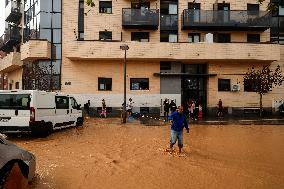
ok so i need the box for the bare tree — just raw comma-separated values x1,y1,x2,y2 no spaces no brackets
243,65,284,117
258,0,278,11
23,62,52,91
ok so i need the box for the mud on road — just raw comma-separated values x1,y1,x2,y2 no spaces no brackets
9,118,284,189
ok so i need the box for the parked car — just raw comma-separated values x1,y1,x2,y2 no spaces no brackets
279,103,284,116
0,133,36,188
0,90,83,137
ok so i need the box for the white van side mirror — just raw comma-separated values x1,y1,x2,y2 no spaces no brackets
77,104,81,110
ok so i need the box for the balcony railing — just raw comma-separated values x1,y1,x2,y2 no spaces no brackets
182,10,271,31
160,14,178,30
5,0,23,24
122,8,159,30
0,25,21,52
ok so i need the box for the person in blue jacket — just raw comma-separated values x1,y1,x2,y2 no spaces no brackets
168,105,189,153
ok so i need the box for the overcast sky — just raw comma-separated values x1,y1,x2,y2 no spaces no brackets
0,1,5,35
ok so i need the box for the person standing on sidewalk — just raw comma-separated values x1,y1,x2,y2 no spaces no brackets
169,100,177,114
163,98,170,121
168,106,190,153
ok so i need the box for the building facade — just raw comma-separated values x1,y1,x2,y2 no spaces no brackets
0,0,283,117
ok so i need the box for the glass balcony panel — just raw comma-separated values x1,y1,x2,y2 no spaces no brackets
0,25,21,52
182,10,271,31
160,14,178,30
122,8,159,30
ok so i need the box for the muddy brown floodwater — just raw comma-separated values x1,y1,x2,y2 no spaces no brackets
10,118,284,189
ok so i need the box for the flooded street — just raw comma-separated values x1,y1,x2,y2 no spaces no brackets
10,118,284,189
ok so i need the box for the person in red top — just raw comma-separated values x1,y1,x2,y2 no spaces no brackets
217,99,223,117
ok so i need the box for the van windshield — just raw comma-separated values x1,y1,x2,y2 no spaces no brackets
0,94,31,110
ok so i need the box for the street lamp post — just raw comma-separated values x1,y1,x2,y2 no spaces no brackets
120,44,129,123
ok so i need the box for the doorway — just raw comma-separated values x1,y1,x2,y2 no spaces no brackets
181,64,207,116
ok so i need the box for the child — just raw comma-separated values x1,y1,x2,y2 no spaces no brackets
100,99,107,118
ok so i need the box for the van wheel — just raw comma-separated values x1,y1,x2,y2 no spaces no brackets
46,122,53,135
76,117,84,127
31,121,51,138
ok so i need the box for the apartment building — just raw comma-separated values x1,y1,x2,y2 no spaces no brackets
0,0,283,117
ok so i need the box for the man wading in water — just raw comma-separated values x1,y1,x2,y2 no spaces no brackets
168,106,189,153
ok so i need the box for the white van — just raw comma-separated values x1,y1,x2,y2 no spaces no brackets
0,90,83,136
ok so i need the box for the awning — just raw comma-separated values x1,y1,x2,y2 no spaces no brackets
153,72,217,77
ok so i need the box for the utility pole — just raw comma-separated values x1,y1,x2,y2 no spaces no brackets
120,44,129,123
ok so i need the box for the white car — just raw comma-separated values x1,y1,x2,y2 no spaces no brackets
0,90,83,137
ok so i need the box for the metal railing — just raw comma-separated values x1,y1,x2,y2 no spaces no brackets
160,14,178,30
182,10,271,30
5,0,23,23
122,8,159,29
0,25,21,51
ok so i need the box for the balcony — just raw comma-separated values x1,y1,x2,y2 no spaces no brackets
21,40,51,61
0,52,22,72
122,8,159,30
182,10,271,31
65,41,280,62
0,25,21,52
5,0,23,24
160,14,178,30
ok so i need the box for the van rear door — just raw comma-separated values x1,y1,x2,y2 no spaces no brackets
0,93,31,130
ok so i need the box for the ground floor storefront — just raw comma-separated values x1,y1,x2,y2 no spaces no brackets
1,56,284,117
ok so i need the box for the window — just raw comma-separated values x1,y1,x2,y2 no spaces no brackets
55,96,69,109
98,78,112,91
160,31,178,42
131,32,149,42
130,78,149,90
218,79,231,91
0,94,30,110
247,34,260,43
169,4,177,14
131,1,150,9
15,82,20,89
169,34,178,42
99,31,112,40
78,32,84,40
188,33,200,43
244,79,257,92
99,1,112,13
279,5,284,16
70,97,79,109
280,35,284,44
160,61,171,70
214,33,231,43
78,0,84,39
247,4,259,11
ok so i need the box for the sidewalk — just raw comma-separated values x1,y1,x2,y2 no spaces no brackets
138,115,284,126
189,116,284,125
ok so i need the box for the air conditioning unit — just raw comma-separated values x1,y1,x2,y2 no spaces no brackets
205,33,213,43
231,84,240,92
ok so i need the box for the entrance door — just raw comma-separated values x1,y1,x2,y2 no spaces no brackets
181,65,207,116
188,3,200,22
